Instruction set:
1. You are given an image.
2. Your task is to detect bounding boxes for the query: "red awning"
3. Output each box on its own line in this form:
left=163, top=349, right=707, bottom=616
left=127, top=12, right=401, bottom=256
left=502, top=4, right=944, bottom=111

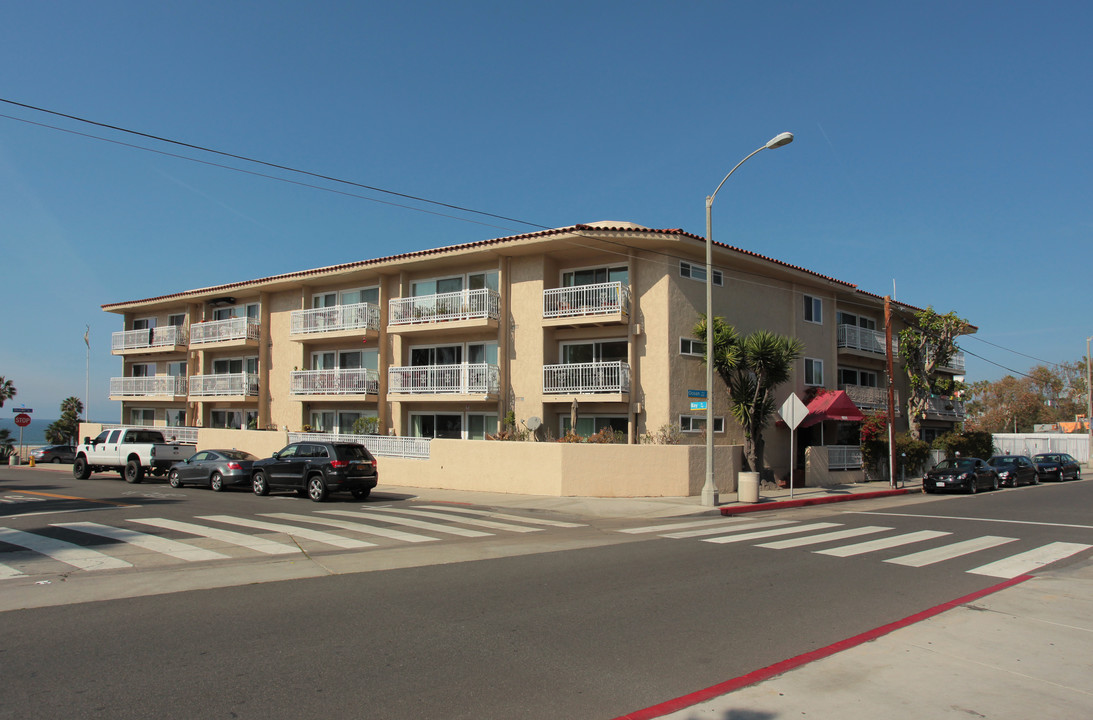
left=800, top=390, right=865, bottom=428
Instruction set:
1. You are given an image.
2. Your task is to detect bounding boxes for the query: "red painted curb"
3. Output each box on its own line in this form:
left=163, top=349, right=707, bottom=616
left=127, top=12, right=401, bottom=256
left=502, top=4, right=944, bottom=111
left=611, top=574, right=1032, bottom=720
left=720, top=488, right=910, bottom=515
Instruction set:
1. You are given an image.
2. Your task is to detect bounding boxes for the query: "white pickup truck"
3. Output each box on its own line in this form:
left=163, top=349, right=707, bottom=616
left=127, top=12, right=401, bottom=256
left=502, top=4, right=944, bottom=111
left=73, top=428, right=197, bottom=483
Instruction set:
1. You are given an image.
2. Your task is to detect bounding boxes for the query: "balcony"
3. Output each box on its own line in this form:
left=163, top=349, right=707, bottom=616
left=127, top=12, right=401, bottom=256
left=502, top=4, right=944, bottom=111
left=837, top=325, right=886, bottom=357
left=290, top=368, right=380, bottom=397
left=290, top=302, right=380, bottom=338
left=543, top=282, right=630, bottom=327
left=388, top=289, right=500, bottom=335
left=838, top=384, right=894, bottom=413
left=925, top=396, right=965, bottom=421
left=111, top=325, right=188, bottom=355
left=189, top=317, right=261, bottom=346
left=543, top=361, right=631, bottom=399
left=188, top=373, right=259, bottom=398
left=387, top=363, right=499, bottom=398
left=891, top=340, right=966, bottom=374
left=109, top=375, right=188, bottom=399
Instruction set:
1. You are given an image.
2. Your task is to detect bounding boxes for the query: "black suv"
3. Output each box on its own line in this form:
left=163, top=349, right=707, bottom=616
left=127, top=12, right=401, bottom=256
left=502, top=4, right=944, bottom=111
left=251, top=442, right=378, bottom=502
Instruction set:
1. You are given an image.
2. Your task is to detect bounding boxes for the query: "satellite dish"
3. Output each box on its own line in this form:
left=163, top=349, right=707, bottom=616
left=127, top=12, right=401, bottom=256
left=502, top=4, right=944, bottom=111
left=526, top=416, right=542, bottom=430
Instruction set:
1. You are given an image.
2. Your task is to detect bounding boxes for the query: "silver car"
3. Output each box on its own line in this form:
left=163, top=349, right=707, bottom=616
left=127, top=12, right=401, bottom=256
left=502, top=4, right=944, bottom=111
left=168, top=449, right=259, bottom=491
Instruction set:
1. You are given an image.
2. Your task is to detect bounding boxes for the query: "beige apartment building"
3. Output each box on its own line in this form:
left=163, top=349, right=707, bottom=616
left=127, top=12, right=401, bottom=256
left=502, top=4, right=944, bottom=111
left=102, top=221, right=967, bottom=492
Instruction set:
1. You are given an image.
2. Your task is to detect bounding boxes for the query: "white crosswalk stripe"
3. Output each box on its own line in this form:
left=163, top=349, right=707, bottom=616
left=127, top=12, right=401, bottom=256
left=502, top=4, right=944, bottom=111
left=413, top=505, right=586, bottom=528
left=261, top=513, right=439, bottom=543
left=885, top=536, right=1018, bottom=568
left=757, top=526, right=892, bottom=549
left=53, top=521, right=231, bottom=562
left=665, top=519, right=796, bottom=539
left=619, top=518, right=734, bottom=534
left=364, top=507, right=543, bottom=533
left=0, top=562, right=26, bottom=579
left=319, top=510, right=492, bottom=537
left=703, top=522, right=843, bottom=544
left=967, top=542, right=1093, bottom=578
left=0, top=527, right=132, bottom=571
left=814, top=530, right=951, bottom=557
left=198, top=516, right=375, bottom=549
left=128, top=518, right=299, bottom=555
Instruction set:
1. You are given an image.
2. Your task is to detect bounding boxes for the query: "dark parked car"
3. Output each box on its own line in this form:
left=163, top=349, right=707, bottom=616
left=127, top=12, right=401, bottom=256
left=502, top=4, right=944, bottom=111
left=251, top=442, right=378, bottom=502
left=923, top=457, right=999, bottom=494
left=31, top=445, right=77, bottom=464
left=1031, top=453, right=1082, bottom=482
left=987, top=455, right=1039, bottom=487
left=168, top=449, right=260, bottom=491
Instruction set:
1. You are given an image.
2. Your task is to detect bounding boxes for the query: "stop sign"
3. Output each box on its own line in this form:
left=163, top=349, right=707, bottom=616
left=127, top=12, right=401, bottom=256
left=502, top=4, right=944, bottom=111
left=14, top=413, right=31, bottom=427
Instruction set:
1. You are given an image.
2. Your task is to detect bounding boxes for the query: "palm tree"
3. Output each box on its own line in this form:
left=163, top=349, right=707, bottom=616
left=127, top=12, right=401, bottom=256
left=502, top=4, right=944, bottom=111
left=0, top=376, right=15, bottom=409
left=695, top=316, right=804, bottom=475
left=0, top=427, right=14, bottom=462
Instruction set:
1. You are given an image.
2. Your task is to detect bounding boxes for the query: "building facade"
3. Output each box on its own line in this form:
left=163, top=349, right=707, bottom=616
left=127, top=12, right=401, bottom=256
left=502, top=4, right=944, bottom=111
left=103, top=221, right=968, bottom=481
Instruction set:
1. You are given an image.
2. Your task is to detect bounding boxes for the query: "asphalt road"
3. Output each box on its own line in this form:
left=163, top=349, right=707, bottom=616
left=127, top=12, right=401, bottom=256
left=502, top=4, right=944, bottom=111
left=2, top=468, right=1091, bottom=719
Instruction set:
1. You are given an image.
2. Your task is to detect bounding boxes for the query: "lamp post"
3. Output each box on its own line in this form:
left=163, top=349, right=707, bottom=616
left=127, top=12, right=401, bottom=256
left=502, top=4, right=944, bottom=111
left=702, top=131, right=794, bottom=507
left=1087, top=335, right=1091, bottom=464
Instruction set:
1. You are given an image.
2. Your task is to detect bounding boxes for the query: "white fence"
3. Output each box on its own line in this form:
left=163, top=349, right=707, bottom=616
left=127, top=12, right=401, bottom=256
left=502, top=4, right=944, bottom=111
left=287, top=432, right=431, bottom=459
left=993, top=433, right=1090, bottom=463
left=290, top=368, right=380, bottom=395
left=111, top=325, right=188, bottom=351
left=188, top=373, right=260, bottom=397
left=109, top=376, right=188, bottom=397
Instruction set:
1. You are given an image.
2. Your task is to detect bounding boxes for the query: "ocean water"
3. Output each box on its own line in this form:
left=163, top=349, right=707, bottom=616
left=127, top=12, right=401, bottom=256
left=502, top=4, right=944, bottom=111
left=1, top=417, right=62, bottom=446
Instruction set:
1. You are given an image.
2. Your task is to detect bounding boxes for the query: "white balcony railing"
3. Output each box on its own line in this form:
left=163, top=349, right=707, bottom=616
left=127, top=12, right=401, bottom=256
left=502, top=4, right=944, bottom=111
left=290, top=302, right=380, bottom=335
left=387, top=363, right=499, bottom=395
left=188, top=372, right=260, bottom=397
left=543, top=361, right=631, bottom=394
left=388, top=289, right=501, bottom=326
left=290, top=368, right=380, bottom=396
left=287, top=432, right=431, bottom=459
left=837, top=325, right=886, bottom=355
left=111, top=325, right=188, bottom=352
left=189, top=317, right=261, bottom=345
left=109, top=376, right=188, bottom=397
left=543, top=282, right=631, bottom=319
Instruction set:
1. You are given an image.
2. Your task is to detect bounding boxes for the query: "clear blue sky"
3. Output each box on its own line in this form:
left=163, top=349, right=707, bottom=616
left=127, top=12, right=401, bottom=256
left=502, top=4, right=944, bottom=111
left=2, top=1, right=1090, bottom=421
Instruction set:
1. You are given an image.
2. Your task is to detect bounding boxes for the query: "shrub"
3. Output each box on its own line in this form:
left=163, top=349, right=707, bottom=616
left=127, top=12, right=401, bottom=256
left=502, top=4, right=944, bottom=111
left=640, top=424, right=684, bottom=445
left=933, top=430, right=994, bottom=460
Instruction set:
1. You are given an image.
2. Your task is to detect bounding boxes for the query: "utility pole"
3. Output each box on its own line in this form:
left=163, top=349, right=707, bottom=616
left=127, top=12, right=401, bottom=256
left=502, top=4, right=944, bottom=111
left=885, top=296, right=897, bottom=488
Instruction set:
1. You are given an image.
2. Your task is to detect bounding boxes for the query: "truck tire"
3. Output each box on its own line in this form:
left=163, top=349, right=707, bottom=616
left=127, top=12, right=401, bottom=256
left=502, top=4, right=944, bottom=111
left=124, top=459, right=145, bottom=484
left=73, top=456, right=92, bottom=480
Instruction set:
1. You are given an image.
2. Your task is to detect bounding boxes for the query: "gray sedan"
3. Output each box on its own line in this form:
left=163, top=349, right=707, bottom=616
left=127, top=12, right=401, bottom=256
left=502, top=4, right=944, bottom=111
left=168, top=449, right=259, bottom=491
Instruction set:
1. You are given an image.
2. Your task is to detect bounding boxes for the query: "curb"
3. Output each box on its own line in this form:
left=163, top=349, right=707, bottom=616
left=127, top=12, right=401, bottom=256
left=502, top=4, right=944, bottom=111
left=719, top=488, right=911, bottom=515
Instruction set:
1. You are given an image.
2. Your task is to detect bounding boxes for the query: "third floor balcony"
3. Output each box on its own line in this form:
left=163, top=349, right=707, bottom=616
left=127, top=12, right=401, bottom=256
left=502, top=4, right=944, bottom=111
left=290, top=302, right=380, bottom=339
left=188, top=372, right=259, bottom=398
left=111, top=325, right=188, bottom=355
left=837, top=324, right=886, bottom=357
left=387, top=363, right=500, bottom=399
left=388, top=289, right=500, bottom=335
left=189, top=317, right=261, bottom=347
left=109, top=375, right=188, bottom=400
left=290, top=368, right=380, bottom=397
left=543, top=282, right=631, bottom=327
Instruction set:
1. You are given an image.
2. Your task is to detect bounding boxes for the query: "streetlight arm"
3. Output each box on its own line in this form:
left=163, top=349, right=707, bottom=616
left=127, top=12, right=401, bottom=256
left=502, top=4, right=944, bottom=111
left=708, top=146, right=766, bottom=207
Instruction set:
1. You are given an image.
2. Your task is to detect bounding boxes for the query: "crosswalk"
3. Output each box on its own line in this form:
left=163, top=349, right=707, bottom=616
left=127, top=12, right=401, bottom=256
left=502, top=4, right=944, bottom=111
left=0, top=505, right=586, bottom=580
left=619, top=518, right=1092, bottom=579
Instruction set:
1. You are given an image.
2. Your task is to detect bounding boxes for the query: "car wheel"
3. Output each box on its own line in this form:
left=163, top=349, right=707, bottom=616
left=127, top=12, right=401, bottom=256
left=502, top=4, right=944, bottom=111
left=124, top=459, right=144, bottom=484
left=307, top=476, right=328, bottom=502
left=967, top=478, right=977, bottom=494
left=210, top=472, right=224, bottom=492
left=253, top=471, right=270, bottom=496
left=73, top=456, right=92, bottom=480
left=168, top=469, right=183, bottom=488
left=52, top=457, right=62, bottom=464
left=1076, top=469, right=1082, bottom=480
left=992, top=473, right=999, bottom=491
left=1057, top=469, right=1065, bottom=482
left=351, top=487, right=371, bottom=500
left=1033, top=474, right=1040, bottom=485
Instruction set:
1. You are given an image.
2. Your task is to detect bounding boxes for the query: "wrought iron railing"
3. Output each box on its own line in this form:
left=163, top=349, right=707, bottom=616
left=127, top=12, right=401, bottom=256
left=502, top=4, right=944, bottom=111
left=111, top=325, right=188, bottom=352
left=389, top=289, right=501, bottom=326
left=838, top=384, right=890, bottom=412
left=828, top=445, right=863, bottom=470
left=109, top=376, right=188, bottom=397
left=188, top=372, right=260, bottom=397
left=290, top=302, right=380, bottom=335
left=836, top=325, right=886, bottom=355
left=543, top=361, right=630, bottom=394
left=287, top=432, right=431, bottom=459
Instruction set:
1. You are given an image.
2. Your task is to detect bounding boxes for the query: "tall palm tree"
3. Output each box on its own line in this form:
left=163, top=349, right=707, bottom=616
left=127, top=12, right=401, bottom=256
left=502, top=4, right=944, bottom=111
left=0, top=376, right=15, bottom=409
left=695, top=316, right=804, bottom=475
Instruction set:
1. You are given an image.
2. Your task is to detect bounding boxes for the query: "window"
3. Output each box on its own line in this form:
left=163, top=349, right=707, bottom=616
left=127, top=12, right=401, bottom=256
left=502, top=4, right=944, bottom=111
left=212, top=356, right=258, bottom=375
left=560, top=340, right=627, bottom=364
left=167, top=313, right=186, bottom=327
left=468, top=414, right=499, bottom=440
left=210, top=409, right=257, bottom=430
left=680, top=261, right=723, bottom=286
left=680, top=338, right=706, bottom=357
left=132, top=317, right=156, bottom=331
left=805, top=358, right=824, bottom=386
left=411, top=413, right=463, bottom=439
left=167, top=361, right=187, bottom=377
left=166, top=409, right=187, bottom=427
left=679, top=416, right=725, bottom=433
left=804, top=296, right=822, bottom=324
left=129, top=408, right=155, bottom=426
left=411, top=276, right=463, bottom=297
left=836, top=311, right=875, bottom=330
left=468, top=271, right=499, bottom=292
left=309, top=411, right=335, bottom=433
left=314, top=287, right=379, bottom=307
left=213, top=302, right=259, bottom=321
left=130, top=363, right=154, bottom=377
left=410, top=344, right=462, bottom=366
left=838, top=367, right=878, bottom=387
left=562, top=265, right=628, bottom=287
left=561, top=416, right=627, bottom=438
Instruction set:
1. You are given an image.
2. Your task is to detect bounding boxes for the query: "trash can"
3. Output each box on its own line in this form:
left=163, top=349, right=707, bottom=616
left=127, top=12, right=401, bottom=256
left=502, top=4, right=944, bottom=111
left=738, top=471, right=760, bottom=503
left=9, top=455, right=19, bottom=466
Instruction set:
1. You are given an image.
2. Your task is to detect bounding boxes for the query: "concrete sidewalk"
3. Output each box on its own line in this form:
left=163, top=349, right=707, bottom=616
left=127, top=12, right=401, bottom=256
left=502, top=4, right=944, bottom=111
left=643, top=561, right=1093, bottom=719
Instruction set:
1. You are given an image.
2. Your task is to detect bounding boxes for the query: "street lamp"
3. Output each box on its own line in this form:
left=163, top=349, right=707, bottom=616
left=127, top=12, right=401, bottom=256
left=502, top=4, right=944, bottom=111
left=702, top=131, right=794, bottom=507
left=1087, top=335, right=1091, bottom=464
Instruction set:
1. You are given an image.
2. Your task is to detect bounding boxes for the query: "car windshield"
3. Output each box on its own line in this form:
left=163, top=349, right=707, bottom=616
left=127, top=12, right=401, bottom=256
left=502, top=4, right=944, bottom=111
left=933, top=459, right=972, bottom=471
